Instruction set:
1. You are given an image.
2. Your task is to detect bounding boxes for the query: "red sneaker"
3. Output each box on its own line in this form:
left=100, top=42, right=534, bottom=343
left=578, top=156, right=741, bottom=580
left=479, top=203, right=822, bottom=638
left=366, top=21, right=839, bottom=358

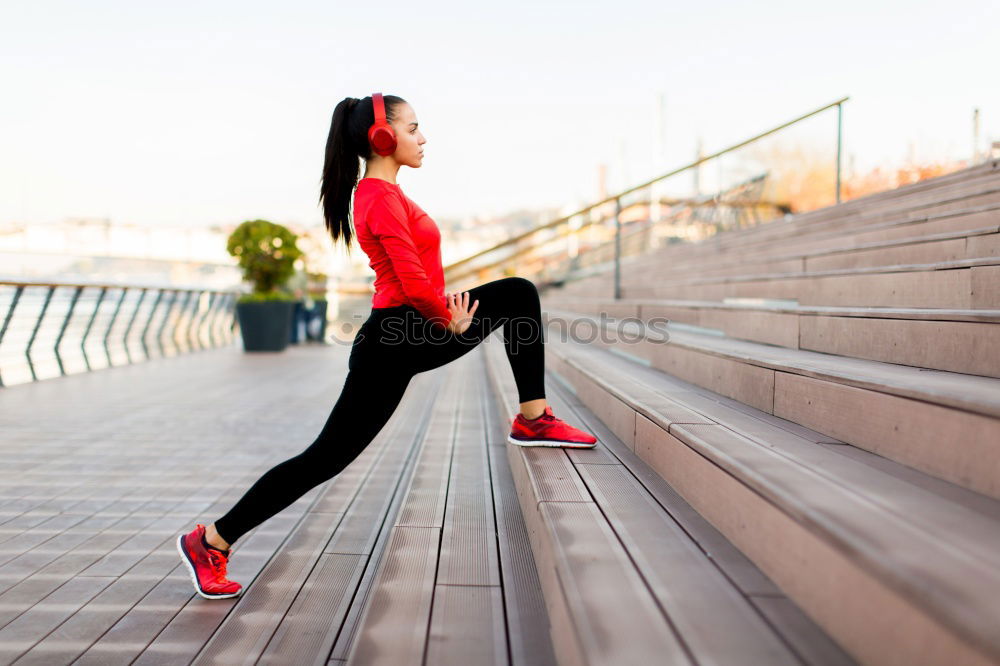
left=176, top=524, right=243, bottom=599
left=508, top=406, right=598, bottom=448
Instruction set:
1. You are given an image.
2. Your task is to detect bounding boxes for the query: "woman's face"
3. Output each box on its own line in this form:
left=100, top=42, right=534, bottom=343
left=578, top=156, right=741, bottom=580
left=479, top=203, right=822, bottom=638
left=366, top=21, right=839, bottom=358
left=389, top=103, right=426, bottom=168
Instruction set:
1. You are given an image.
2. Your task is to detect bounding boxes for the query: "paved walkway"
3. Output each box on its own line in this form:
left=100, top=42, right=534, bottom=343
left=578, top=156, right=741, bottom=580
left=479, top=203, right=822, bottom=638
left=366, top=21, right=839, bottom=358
left=0, top=341, right=555, bottom=665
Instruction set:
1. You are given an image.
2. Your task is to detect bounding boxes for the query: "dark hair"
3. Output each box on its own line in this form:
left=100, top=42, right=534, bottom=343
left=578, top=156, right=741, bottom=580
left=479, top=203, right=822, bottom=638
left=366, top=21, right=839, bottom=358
left=319, top=94, right=406, bottom=252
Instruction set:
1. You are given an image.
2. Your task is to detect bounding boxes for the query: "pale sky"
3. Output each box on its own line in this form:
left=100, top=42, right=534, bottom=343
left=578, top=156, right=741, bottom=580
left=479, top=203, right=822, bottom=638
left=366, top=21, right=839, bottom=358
left=2, top=0, right=997, bottom=229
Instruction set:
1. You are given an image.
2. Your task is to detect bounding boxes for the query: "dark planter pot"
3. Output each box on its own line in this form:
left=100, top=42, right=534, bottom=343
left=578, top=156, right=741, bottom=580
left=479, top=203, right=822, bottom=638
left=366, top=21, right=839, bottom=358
left=236, top=300, right=295, bottom=352
left=306, top=300, right=328, bottom=341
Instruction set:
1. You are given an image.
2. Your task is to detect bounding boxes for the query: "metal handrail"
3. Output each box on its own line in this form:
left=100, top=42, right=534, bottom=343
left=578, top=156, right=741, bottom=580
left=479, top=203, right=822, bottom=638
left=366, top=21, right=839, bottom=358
left=0, top=279, right=240, bottom=388
left=442, top=97, right=849, bottom=294
left=450, top=179, right=791, bottom=288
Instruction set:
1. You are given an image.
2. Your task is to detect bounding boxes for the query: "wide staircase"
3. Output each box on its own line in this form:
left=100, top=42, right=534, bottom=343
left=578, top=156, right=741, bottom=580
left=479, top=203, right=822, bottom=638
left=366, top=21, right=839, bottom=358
left=3, top=162, right=998, bottom=666
left=509, top=158, right=1000, bottom=666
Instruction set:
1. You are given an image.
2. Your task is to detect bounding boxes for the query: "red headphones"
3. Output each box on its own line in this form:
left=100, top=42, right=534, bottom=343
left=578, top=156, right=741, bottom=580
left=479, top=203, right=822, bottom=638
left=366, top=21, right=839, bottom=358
left=367, top=92, right=397, bottom=156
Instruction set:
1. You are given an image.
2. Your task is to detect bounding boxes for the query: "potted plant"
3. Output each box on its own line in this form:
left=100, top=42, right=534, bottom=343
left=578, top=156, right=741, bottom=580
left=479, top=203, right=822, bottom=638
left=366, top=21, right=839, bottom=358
left=227, top=219, right=303, bottom=352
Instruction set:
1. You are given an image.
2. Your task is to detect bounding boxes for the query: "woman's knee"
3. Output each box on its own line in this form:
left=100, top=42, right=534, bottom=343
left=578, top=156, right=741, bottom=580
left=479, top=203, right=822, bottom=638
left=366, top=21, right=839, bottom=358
left=498, top=277, right=539, bottom=306
left=503, top=276, right=538, bottom=294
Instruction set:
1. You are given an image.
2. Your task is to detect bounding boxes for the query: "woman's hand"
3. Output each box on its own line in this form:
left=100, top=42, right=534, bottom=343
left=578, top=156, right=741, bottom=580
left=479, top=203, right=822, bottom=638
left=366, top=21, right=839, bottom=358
left=445, top=291, right=479, bottom=335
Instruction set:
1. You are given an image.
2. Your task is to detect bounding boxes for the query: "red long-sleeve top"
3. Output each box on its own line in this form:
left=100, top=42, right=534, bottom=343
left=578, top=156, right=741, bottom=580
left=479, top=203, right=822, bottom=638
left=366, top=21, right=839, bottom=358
left=353, top=178, right=453, bottom=328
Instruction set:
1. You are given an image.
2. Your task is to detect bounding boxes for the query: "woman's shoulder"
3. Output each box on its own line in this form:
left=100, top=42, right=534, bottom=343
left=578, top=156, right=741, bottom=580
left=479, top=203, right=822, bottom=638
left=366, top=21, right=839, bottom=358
left=357, top=179, right=407, bottom=204
left=355, top=181, right=413, bottom=234
left=356, top=179, right=405, bottom=208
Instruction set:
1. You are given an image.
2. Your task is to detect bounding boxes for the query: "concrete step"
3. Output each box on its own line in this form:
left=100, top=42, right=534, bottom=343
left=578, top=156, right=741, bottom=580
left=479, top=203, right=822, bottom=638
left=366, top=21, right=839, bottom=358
left=538, top=331, right=1000, bottom=666
left=549, top=164, right=1000, bottom=304
left=543, top=296, right=1000, bottom=378
left=626, top=207, right=1000, bottom=279
left=711, top=161, right=1000, bottom=250
left=622, top=258, right=1000, bottom=309
left=629, top=181, right=1000, bottom=272
left=480, top=336, right=855, bottom=666
left=541, top=308, right=1000, bottom=499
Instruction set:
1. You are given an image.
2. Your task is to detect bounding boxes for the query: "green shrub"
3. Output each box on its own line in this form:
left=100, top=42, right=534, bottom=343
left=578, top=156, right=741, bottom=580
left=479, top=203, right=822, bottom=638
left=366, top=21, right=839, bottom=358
left=227, top=219, right=303, bottom=303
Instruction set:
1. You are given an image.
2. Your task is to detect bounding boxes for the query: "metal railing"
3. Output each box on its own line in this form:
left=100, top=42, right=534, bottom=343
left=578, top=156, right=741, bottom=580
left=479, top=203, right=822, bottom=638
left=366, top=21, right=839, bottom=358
left=441, top=97, right=849, bottom=297
left=0, top=279, right=240, bottom=388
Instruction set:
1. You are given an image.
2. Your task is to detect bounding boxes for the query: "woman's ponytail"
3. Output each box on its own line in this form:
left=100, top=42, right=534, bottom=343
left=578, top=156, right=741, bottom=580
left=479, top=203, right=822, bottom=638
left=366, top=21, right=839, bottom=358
left=319, top=94, right=405, bottom=253
left=319, top=97, right=362, bottom=252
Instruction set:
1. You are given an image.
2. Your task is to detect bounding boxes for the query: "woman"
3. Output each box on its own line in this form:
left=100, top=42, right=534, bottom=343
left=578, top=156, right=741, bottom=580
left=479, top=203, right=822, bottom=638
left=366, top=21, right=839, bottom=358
left=177, top=93, right=598, bottom=600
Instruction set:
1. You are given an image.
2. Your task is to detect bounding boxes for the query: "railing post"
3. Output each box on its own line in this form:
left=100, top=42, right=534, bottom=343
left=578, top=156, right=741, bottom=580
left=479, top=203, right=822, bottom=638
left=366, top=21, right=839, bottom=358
left=224, top=292, right=237, bottom=343
left=55, top=286, right=84, bottom=377
left=141, top=289, right=165, bottom=360
left=171, top=290, right=193, bottom=354
left=614, top=196, right=622, bottom=300
left=174, top=289, right=198, bottom=354
left=195, top=291, right=214, bottom=350
left=836, top=102, right=843, bottom=204
left=185, top=290, right=200, bottom=351
left=214, top=292, right=233, bottom=346
left=121, top=287, right=148, bottom=365
left=103, top=287, right=128, bottom=368
left=26, top=286, right=55, bottom=382
left=0, top=285, right=25, bottom=388
left=206, top=291, right=224, bottom=348
left=156, top=290, right=179, bottom=356
left=81, top=286, right=108, bottom=372
left=191, top=290, right=213, bottom=351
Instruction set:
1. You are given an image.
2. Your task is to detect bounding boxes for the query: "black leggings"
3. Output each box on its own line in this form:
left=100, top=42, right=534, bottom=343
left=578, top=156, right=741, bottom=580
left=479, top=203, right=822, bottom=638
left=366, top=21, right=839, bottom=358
left=213, top=276, right=546, bottom=545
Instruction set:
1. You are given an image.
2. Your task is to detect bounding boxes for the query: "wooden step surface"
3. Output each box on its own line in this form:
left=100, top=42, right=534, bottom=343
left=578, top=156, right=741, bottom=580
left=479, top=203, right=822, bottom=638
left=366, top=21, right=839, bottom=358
left=543, top=308, right=1000, bottom=499
left=544, top=295, right=1000, bottom=378
left=483, top=333, right=856, bottom=666
left=541, top=332, right=1000, bottom=666
left=631, top=219, right=999, bottom=281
